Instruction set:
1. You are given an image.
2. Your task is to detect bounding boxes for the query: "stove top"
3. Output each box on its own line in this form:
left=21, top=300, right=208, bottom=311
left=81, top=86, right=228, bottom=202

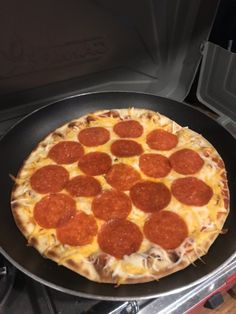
left=0, top=96, right=235, bottom=314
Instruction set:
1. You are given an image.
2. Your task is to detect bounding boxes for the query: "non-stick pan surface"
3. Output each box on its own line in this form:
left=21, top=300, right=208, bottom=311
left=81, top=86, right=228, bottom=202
left=0, top=92, right=236, bottom=300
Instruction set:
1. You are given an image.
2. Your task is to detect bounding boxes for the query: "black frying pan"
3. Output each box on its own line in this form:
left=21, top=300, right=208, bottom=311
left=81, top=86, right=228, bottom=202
left=0, top=92, right=236, bottom=301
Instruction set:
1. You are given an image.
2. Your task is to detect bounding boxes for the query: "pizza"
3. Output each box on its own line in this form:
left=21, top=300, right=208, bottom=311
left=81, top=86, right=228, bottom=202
left=11, top=108, right=229, bottom=285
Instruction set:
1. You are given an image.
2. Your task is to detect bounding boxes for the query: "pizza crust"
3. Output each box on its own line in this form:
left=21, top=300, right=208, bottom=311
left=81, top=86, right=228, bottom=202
left=11, top=108, right=229, bottom=284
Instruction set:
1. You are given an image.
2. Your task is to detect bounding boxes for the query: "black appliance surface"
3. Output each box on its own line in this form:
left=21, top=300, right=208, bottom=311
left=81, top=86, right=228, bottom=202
left=0, top=0, right=218, bottom=106
left=0, top=92, right=235, bottom=300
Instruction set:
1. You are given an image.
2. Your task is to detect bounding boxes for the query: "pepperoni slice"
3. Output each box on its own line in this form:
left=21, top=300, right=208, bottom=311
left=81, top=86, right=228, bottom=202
left=113, top=120, right=143, bottom=138
left=130, top=181, right=171, bottom=212
left=30, top=165, right=69, bottom=194
left=78, top=127, right=110, bottom=147
left=146, top=129, right=178, bottom=150
left=97, top=219, right=143, bottom=259
left=48, top=141, right=84, bottom=164
left=78, top=152, right=112, bottom=176
left=34, top=193, right=76, bottom=228
left=144, top=211, right=188, bottom=250
left=65, top=175, right=101, bottom=197
left=111, top=140, right=143, bottom=157
left=171, top=177, right=213, bottom=206
left=92, top=190, right=132, bottom=221
left=56, top=212, right=98, bottom=246
left=105, top=163, right=141, bottom=191
left=139, top=153, right=171, bottom=178
left=170, top=149, right=204, bottom=175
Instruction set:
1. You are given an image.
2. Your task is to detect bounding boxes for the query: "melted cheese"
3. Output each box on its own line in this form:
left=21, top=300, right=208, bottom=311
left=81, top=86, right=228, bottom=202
left=77, top=238, right=100, bottom=257
left=128, top=207, right=148, bottom=229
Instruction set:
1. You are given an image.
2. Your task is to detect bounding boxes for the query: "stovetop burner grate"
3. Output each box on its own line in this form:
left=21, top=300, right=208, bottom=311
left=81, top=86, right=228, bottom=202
left=0, top=254, right=15, bottom=309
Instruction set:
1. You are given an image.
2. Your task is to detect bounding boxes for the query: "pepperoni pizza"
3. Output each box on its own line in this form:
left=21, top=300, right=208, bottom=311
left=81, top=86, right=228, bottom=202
left=11, top=108, right=229, bottom=284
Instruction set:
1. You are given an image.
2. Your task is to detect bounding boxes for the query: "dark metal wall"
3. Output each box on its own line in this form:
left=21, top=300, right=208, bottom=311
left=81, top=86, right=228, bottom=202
left=0, top=0, right=218, bottom=106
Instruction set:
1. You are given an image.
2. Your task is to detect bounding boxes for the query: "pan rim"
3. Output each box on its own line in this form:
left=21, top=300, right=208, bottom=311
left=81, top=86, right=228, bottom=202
left=1, top=247, right=236, bottom=301
left=2, top=90, right=234, bottom=142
